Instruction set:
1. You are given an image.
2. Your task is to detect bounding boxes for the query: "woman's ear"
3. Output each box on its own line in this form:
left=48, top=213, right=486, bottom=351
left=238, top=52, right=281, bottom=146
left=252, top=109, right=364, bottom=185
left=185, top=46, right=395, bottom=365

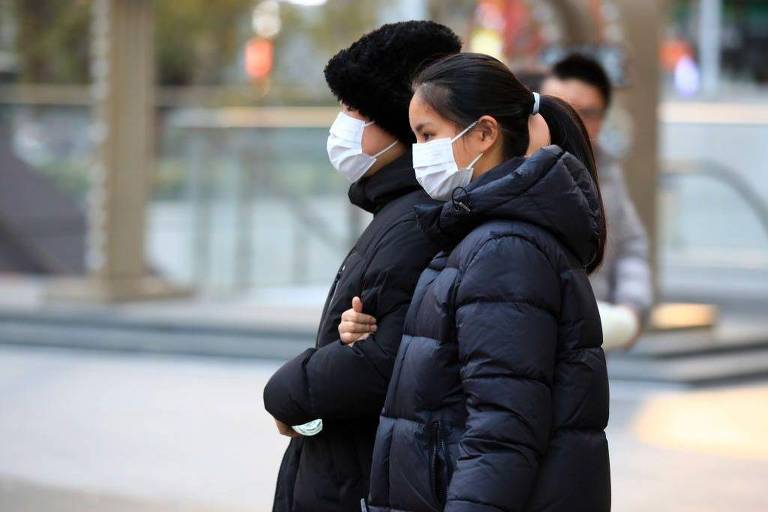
left=476, top=115, right=499, bottom=150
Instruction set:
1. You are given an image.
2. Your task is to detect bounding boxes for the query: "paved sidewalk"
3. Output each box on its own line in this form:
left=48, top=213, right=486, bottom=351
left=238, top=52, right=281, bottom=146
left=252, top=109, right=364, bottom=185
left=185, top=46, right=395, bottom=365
left=0, top=477, right=247, bottom=512
left=0, top=346, right=286, bottom=512
left=1, top=345, right=768, bottom=511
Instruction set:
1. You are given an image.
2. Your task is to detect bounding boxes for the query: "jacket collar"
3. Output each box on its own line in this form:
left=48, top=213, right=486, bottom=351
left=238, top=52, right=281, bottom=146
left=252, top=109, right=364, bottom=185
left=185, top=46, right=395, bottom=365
left=415, top=145, right=603, bottom=267
left=348, top=151, right=422, bottom=214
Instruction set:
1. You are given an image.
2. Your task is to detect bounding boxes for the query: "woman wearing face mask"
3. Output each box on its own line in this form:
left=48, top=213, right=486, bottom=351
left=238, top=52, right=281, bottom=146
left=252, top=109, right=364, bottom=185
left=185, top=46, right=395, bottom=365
left=342, top=53, right=610, bottom=512
left=262, top=21, right=461, bottom=512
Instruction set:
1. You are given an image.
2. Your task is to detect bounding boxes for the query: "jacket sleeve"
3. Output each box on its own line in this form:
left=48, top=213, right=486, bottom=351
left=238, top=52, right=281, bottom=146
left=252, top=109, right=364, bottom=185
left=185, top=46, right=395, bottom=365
left=445, top=235, right=559, bottom=512
left=263, top=219, right=434, bottom=427
left=609, top=163, right=653, bottom=318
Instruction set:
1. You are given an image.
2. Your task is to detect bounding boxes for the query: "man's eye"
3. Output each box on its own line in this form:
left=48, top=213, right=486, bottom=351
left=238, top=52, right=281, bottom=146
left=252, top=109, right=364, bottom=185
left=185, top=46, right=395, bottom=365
left=423, top=133, right=432, bottom=142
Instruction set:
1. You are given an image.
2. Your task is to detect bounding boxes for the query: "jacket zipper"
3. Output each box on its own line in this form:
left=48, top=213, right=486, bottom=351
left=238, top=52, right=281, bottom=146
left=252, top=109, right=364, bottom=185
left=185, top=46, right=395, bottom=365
left=315, top=261, right=347, bottom=348
left=431, top=420, right=447, bottom=505
left=327, top=263, right=346, bottom=307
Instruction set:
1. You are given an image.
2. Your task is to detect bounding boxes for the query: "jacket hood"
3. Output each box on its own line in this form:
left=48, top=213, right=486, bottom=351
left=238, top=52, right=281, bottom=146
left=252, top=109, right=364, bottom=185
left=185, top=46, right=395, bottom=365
left=348, top=150, right=424, bottom=214
left=415, top=145, right=603, bottom=267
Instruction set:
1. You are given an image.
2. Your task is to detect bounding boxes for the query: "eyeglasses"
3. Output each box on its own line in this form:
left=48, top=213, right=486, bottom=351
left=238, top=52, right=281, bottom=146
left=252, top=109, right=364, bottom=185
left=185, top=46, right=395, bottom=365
left=575, top=107, right=606, bottom=121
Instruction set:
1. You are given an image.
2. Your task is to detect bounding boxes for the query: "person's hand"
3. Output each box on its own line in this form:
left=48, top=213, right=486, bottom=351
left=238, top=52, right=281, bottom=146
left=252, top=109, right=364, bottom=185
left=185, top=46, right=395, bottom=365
left=619, top=304, right=643, bottom=351
left=275, top=418, right=299, bottom=438
left=597, top=301, right=641, bottom=352
left=338, top=297, right=377, bottom=345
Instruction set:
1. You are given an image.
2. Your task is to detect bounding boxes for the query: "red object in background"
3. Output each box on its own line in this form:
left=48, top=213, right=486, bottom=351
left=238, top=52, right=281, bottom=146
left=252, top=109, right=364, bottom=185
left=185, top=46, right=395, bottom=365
left=661, top=38, right=693, bottom=72
left=245, top=37, right=274, bottom=81
left=500, top=1, right=542, bottom=62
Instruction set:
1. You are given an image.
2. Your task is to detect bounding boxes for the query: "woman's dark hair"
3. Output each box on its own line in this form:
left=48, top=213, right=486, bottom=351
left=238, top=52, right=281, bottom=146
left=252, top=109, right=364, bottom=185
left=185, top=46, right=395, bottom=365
left=414, top=53, right=532, bottom=158
left=413, top=52, right=605, bottom=272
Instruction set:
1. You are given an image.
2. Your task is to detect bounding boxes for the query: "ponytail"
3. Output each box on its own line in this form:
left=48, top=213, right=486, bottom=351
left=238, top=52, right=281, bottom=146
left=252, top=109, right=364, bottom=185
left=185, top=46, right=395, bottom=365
left=538, top=95, right=606, bottom=272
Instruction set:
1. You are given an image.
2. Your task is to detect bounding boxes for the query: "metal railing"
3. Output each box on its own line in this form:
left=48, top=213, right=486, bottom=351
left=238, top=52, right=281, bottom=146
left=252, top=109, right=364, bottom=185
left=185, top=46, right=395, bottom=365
left=171, top=107, right=364, bottom=291
left=661, top=159, right=768, bottom=242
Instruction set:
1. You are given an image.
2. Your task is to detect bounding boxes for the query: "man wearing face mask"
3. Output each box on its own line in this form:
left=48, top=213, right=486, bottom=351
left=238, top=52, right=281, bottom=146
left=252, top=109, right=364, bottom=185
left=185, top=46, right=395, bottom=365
left=263, top=21, right=461, bottom=512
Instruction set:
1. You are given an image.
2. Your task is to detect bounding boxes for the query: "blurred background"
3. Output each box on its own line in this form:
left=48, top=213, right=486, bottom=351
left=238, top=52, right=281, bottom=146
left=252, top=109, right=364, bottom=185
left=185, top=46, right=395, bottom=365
left=0, top=0, right=766, bottom=511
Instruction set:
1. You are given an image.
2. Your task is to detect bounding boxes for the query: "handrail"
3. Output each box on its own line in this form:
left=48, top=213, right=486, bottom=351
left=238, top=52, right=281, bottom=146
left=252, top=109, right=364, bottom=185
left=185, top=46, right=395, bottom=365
left=180, top=126, right=350, bottom=289
left=661, top=159, right=768, bottom=241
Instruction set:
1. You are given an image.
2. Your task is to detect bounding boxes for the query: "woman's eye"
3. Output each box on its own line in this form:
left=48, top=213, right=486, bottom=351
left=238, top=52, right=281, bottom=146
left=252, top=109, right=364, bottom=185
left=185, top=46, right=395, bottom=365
left=423, top=133, right=432, bottom=142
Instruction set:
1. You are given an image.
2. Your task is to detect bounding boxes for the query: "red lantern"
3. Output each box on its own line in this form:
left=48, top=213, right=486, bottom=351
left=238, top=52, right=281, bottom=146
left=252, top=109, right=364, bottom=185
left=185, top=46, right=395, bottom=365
left=245, top=37, right=274, bottom=81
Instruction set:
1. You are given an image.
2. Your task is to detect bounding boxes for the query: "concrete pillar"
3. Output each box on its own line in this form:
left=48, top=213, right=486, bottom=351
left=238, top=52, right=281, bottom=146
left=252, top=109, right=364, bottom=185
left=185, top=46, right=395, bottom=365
left=48, top=0, right=185, bottom=302
left=612, top=0, right=664, bottom=297
left=698, top=0, right=722, bottom=96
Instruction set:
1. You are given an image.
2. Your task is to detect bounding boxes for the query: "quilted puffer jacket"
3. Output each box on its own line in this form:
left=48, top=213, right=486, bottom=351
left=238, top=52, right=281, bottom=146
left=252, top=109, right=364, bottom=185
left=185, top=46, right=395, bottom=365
left=366, top=146, right=611, bottom=512
left=264, top=152, right=439, bottom=512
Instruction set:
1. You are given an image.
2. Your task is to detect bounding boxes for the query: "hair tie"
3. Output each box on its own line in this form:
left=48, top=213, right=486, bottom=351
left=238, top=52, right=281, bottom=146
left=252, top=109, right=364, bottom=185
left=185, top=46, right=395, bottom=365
left=531, top=92, right=541, bottom=115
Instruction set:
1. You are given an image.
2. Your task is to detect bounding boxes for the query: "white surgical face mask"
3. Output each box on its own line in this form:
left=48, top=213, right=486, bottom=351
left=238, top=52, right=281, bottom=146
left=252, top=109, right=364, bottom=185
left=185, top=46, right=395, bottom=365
left=412, top=120, right=484, bottom=201
left=326, top=112, right=398, bottom=183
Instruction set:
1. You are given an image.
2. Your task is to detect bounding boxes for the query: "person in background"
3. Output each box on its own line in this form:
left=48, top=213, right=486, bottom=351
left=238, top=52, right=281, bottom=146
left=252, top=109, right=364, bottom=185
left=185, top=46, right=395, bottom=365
left=262, top=21, right=461, bottom=512
left=541, top=53, right=653, bottom=349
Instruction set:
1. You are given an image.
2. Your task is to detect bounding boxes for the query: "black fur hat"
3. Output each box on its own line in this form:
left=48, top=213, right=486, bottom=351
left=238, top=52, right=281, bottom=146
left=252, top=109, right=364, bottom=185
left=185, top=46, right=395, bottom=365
left=324, top=21, right=462, bottom=144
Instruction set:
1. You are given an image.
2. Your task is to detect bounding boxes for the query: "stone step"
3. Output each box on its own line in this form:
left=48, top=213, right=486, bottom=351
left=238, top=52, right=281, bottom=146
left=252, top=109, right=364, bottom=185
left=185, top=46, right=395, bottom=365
left=629, top=328, right=768, bottom=359
left=2, top=307, right=766, bottom=386
left=0, top=308, right=314, bottom=340
left=0, top=320, right=311, bottom=360
left=608, top=346, right=768, bottom=385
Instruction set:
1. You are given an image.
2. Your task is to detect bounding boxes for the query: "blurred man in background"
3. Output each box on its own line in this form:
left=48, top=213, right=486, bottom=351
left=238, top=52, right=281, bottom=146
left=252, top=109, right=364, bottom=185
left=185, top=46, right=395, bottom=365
left=542, top=54, right=653, bottom=349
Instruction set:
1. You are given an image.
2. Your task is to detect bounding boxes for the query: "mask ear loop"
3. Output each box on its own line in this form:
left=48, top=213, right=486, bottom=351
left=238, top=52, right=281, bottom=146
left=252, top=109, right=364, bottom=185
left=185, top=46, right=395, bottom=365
left=452, top=119, right=484, bottom=171
left=466, top=151, right=484, bottom=170
left=451, top=120, right=479, bottom=143
left=372, top=139, right=399, bottom=159
left=360, top=117, right=398, bottom=159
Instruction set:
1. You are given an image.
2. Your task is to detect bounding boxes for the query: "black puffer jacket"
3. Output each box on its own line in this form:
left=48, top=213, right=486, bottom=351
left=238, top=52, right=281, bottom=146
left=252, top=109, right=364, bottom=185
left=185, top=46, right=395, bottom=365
left=264, top=152, right=439, bottom=512
left=367, top=146, right=610, bottom=512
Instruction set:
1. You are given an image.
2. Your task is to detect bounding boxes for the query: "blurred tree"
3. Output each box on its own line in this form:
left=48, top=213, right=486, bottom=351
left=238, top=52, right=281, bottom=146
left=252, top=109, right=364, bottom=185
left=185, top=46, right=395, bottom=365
left=428, top=0, right=475, bottom=35
left=13, top=0, right=90, bottom=83
left=12, top=0, right=254, bottom=85
left=155, top=0, right=252, bottom=85
left=9, top=0, right=424, bottom=97
left=265, top=0, right=379, bottom=104
left=286, top=0, right=379, bottom=54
